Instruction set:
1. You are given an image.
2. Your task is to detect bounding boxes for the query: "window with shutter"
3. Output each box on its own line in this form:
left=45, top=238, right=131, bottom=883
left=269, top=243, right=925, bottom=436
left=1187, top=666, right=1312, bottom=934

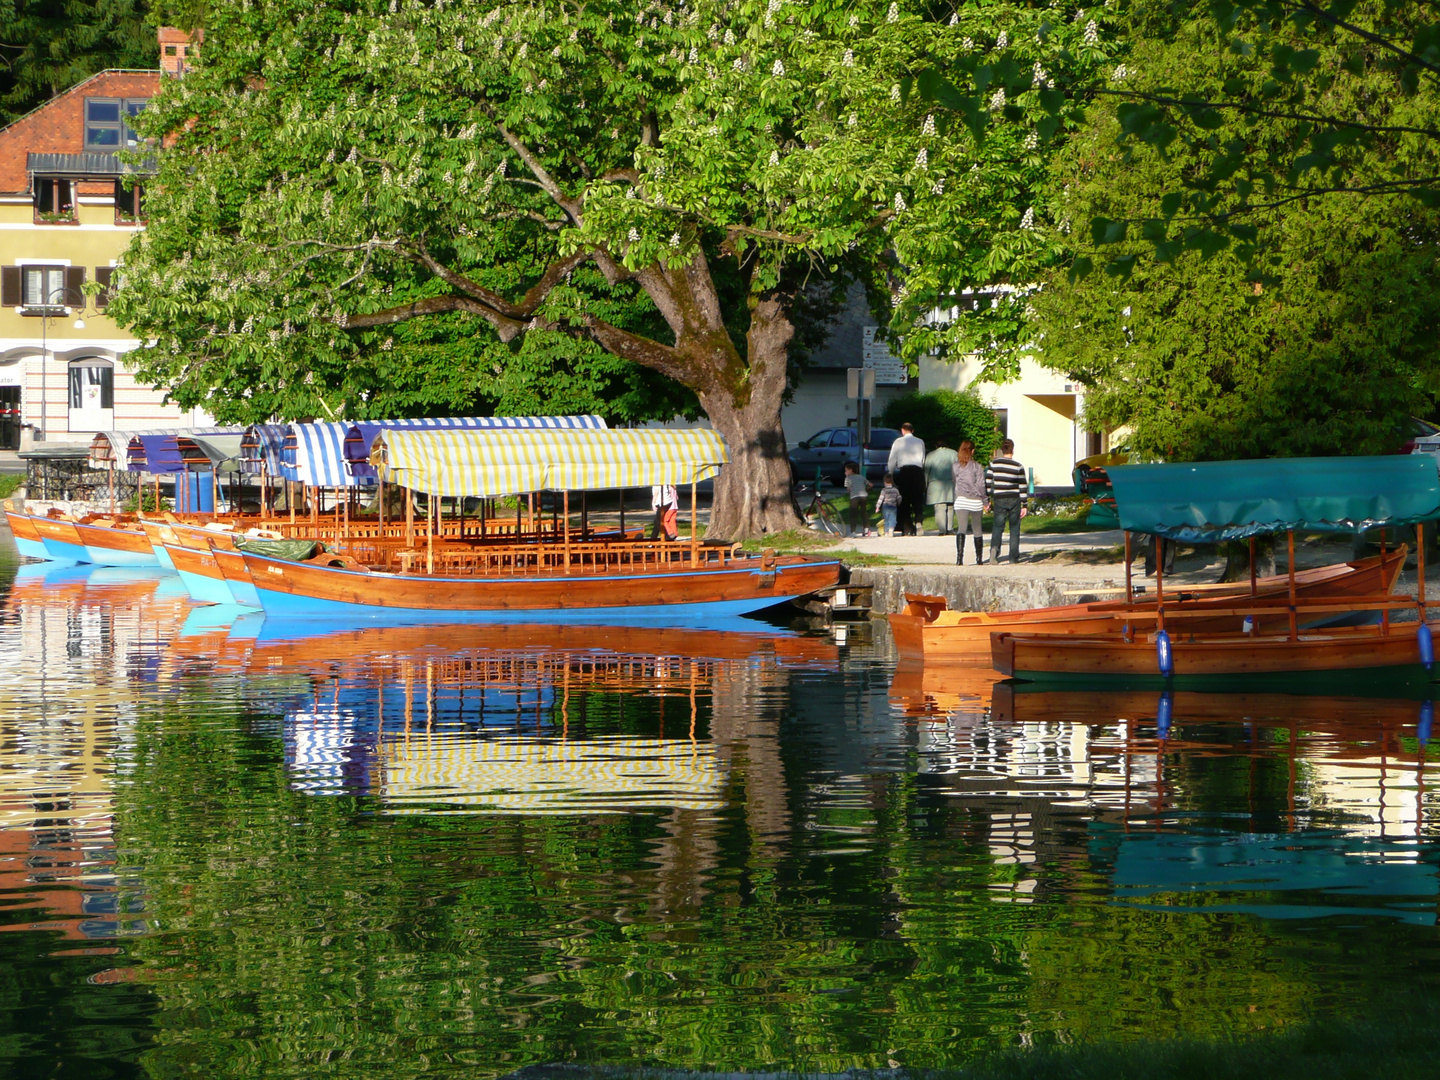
left=21, top=265, right=67, bottom=310
left=0, top=267, right=20, bottom=308
left=95, top=267, right=115, bottom=308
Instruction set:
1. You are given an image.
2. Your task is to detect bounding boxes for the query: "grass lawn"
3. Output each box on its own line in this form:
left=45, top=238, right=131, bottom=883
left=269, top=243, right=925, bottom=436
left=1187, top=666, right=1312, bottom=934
left=0, top=474, right=22, bottom=500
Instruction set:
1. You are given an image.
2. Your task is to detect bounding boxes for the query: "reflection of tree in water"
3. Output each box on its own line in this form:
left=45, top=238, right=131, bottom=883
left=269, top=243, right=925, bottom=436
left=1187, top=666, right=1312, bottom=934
left=58, top=631, right=1437, bottom=1077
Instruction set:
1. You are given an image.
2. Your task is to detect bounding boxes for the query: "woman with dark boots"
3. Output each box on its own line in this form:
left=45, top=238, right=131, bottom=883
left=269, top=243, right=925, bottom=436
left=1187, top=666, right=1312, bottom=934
left=952, top=439, right=986, bottom=565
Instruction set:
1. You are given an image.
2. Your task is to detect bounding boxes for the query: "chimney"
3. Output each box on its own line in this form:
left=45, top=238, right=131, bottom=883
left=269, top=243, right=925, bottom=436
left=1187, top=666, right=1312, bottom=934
left=158, top=27, right=202, bottom=78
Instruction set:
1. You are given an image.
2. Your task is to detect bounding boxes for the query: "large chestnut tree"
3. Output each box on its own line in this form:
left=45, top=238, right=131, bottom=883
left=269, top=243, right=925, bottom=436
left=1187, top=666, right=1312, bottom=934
left=113, top=0, right=1105, bottom=538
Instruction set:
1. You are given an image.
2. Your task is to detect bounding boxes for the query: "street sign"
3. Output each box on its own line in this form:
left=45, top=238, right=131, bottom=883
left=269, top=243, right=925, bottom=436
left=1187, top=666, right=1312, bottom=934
left=860, top=327, right=910, bottom=385
left=846, top=367, right=876, bottom=399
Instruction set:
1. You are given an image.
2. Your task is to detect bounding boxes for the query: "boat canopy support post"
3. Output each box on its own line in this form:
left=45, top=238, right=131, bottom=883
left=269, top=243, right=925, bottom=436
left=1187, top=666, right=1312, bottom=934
left=108, top=460, right=115, bottom=516
left=1124, top=532, right=1133, bottom=604
left=405, top=486, right=414, bottom=549
left=1420, top=522, right=1427, bottom=620
left=1155, top=536, right=1165, bottom=633
left=1380, top=529, right=1390, bottom=635
left=563, top=490, right=571, bottom=571
left=1249, top=537, right=1257, bottom=596
left=690, top=481, right=698, bottom=568
left=1296, top=532, right=1307, bottom=642
left=379, top=477, right=385, bottom=532
left=618, top=487, right=625, bottom=536
left=427, top=491, right=435, bottom=575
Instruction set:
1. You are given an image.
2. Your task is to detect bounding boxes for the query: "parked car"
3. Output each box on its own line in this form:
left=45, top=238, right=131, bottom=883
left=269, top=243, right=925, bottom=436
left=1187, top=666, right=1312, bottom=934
left=788, top=426, right=900, bottom=485
left=1402, top=417, right=1440, bottom=458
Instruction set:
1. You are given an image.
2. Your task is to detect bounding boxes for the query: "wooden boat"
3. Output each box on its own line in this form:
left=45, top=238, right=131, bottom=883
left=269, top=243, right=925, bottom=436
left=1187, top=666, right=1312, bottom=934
left=225, top=543, right=841, bottom=624
left=6, top=503, right=159, bottom=566
left=889, top=548, right=1408, bottom=661
left=992, top=616, right=1432, bottom=687
left=162, top=542, right=240, bottom=606
left=2, top=500, right=50, bottom=561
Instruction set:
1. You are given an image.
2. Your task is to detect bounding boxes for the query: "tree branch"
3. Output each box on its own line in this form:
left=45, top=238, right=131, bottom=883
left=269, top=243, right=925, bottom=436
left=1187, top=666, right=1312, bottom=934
left=496, top=122, right=585, bottom=223
left=1289, top=0, right=1440, bottom=82
left=1093, top=87, right=1440, bottom=140
left=341, top=294, right=526, bottom=339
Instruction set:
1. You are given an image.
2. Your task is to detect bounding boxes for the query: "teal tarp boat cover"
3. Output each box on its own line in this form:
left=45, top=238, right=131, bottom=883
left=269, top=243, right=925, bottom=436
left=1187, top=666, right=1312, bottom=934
left=1107, top=455, right=1440, bottom=541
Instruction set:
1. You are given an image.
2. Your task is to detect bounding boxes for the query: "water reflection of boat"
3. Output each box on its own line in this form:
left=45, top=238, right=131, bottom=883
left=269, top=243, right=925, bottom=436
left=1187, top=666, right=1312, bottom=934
left=991, top=683, right=1438, bottom=730
left=1090, top=822, right=1439, bottom=924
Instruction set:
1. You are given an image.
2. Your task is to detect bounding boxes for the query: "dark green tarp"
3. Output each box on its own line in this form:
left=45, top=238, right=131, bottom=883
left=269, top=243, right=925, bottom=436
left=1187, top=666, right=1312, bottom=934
left=1107, top=456, right=1440, bottom=541
left=233, top=536, right=323, bottom=562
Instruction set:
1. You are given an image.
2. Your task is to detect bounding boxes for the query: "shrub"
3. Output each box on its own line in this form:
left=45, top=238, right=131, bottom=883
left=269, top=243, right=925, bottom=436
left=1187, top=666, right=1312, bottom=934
left=879, top=389, right=1002, bottom=462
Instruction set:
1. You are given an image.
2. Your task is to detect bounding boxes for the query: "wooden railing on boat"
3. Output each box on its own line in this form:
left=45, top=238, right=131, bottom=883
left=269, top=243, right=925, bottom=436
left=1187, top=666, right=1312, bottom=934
left=340, top=537, right=744, bottom=576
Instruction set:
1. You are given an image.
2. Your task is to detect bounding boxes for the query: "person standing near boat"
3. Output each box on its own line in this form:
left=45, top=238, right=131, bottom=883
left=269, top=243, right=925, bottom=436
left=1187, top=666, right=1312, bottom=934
left=952, top=439, right=986, bottom=565
left=924, top=440, right=958, bottom=535
left=985, top=439, right=1027, bottom=564
left=650, top=484, right=679, bottom=541
left=887, top=422, right=926, bottom=536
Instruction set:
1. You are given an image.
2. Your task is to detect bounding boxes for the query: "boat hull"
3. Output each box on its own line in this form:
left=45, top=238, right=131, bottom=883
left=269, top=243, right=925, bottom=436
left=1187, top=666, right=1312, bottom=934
left=892, top=550, right=1408, bottom=661
left=33, top=518, right=91, bottom=563
left=240, top=551, right=841, bottom=624
left=163, top=544, right=237, bottom=605
left=4, top=508, right=58, bottom=561
left=993, top=622, right=1431, bottom=687
left=66, top=519, right=160, bottom=568
left=211, top=547, right=262, bottom=609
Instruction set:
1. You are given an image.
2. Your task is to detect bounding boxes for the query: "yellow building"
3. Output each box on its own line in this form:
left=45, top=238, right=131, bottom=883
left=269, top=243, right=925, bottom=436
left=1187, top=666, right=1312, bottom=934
left=0, top=29, right=207, bottom=450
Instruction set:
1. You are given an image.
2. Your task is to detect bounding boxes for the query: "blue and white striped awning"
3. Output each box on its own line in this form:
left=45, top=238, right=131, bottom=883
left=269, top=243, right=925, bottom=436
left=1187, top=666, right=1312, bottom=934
left=286, top=422, right=374, bottom=488
left=240, top=424, right=290, bottom=478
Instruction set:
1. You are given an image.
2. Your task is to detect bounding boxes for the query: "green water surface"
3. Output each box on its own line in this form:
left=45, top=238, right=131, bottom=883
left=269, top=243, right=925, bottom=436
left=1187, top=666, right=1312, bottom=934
left=0, top=558, right=1436, bottom=1078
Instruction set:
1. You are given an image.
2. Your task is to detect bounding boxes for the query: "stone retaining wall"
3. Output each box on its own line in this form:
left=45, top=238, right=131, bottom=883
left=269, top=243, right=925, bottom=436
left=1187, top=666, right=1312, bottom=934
left=847, top=566, right=1115, bottom=615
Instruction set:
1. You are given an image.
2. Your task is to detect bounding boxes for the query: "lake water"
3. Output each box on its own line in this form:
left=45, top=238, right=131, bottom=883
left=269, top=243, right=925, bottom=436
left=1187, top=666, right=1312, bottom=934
left=1, top=559, right=1437, bottom=1078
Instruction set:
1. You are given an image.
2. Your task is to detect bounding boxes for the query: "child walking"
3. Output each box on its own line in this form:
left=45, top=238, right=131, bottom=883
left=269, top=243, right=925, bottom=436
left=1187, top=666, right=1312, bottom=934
left=843, top=461, right=873, bottom=537
left=876, top=472, right=901, bottom=537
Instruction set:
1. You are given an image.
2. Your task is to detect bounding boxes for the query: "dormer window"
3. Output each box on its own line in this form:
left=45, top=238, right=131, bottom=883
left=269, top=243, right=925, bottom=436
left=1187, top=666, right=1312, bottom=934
left=84, top=98, right=148, bottom=150
left=33, top=178, right=74, bottom=222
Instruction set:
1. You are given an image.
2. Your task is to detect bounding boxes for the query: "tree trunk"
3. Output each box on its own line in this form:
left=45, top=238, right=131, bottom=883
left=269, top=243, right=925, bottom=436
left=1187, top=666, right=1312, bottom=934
left=697, top=294, right=804, bottom=541
left=1217, top=537, right=1275, bottom=583
left=701, top=385, right=803, bottom=540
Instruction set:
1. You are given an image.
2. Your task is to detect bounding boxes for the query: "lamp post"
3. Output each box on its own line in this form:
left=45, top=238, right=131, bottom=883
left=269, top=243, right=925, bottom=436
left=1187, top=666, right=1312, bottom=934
left=37, top=285, right=92, bottom=442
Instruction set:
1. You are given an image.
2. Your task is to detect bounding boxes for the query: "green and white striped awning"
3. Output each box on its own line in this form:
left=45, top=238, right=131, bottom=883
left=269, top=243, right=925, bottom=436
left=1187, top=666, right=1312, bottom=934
left=372, top=427, right=730, bottom=496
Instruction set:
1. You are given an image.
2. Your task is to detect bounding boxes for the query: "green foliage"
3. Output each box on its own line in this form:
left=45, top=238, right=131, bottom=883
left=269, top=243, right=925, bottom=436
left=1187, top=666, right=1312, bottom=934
left=1033, top=7, right=1440, bottom=461
left=1079, top=1, right=1440, bottom=274
left=0, top=473, right=21, bottom=500
left=0, top=0, right=156, bottom=123
left=107, top=1, right=1102, bottom=416
left=880, top=389, right=1002, bottom=461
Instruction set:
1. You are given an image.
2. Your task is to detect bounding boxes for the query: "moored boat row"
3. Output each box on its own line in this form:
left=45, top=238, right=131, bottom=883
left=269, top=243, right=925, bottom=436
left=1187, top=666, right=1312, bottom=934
left=7, top=418, right=844, bottom=625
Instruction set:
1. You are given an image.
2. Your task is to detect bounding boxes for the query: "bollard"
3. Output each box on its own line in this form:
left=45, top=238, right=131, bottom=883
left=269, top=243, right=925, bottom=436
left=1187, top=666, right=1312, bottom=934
left=1156, top=629, right=1174, bottom=678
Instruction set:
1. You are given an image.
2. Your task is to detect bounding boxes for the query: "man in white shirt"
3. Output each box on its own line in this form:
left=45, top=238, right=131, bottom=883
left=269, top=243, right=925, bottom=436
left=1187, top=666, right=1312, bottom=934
left=886, top=422, right=926, bottom=536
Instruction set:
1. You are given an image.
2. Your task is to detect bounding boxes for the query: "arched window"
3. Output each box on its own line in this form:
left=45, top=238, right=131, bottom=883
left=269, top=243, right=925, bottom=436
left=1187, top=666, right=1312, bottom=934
left=68, top=358, right=114, bottom=411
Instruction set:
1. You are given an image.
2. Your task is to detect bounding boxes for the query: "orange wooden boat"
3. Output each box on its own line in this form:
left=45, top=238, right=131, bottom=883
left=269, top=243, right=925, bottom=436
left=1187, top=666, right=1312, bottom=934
left=7, top=502, right=159, bottom=566
left=889, top=548, right=1407, bottom=661
left=991, top=615, right=1433, bottom=686
left=228, top=543, right=840, bottom=624
left=2, top=500, right=47, bottom=560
